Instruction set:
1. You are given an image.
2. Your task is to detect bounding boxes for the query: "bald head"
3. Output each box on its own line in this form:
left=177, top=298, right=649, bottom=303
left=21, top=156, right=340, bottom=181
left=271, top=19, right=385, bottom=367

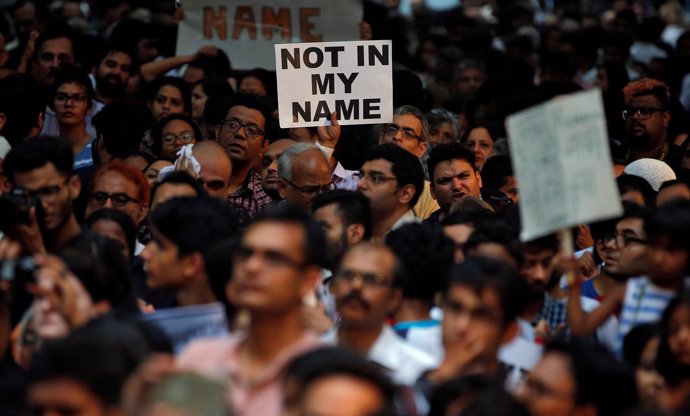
left=277, top=144, right=332, bottom=208
left=193, top=141, right=232, bottom=198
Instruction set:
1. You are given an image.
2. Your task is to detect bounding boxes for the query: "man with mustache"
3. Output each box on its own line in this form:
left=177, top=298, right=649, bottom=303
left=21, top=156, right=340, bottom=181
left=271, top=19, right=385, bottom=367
left=426, top=143, right=482, bottom=224
left=622, top=78, right=671, bottom=163
left=92, top=41, right=135, bottom=105
left=324, top=242, right=437, bottom=386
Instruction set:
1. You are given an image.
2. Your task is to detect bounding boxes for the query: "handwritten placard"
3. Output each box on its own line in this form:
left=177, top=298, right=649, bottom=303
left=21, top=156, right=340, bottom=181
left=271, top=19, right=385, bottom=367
left=275, top=40, right=393, bottom=128
left=506, top=89, right=623, bottom=241
left=176, top=0, right=361, bottom=70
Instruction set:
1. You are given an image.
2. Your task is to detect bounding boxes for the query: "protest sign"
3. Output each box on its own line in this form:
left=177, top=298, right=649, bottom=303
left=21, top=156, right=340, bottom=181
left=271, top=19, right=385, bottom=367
left=275, top=40, right=393, bottom=128
left=506, top=89, right=623, bottom=241
left=176, top=0, right=361, bottom=70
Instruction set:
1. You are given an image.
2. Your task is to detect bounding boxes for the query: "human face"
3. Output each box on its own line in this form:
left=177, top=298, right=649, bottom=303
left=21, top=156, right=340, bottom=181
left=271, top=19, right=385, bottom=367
left=261, top=139, right=296, bottom=193
left=136, top=37, right=158, bottom=64
left=443, top=223, right=474, bottom=263
left=194, top=150, right=232, bottom=199
left=457, top=67, right=485, bottom=97
left=278, top=151, right=333, bottom=209
left=498, top=176, right=519, bottom=204
left=53, top=82, right=89, bottom=127
left=647, top=235, right=689, bottom=285
left=635, top=336, right=664, bottom=408
left=141, top=228, right=184, bottom=289
left=85, top=171, right=146, bottom=226
left=314, top=203, right=349, bottom=270
left=466, top=243, right=518, bottom=269
left=217, top=106, right=268, bottom=165
left=190, top=84, right=207, bottom=120
left=32, top=37, right=74, bottom=86
left=27, top=378, right=111, bottom=416
left=150, top=182, right=198, bottom=211
left=604, top=217, right=649, bottom=278
left=428, top=121, right=456, bottom=148
left=143, top=160, right=172, bottom=186
left=14, top=163, right=79, bottom=232
left=431, top=159, right=482, bottom=213
left=331, top=247, right=401, bottom=330
left=516, top=352, right=577, bottom=416
left=228, top=222, right=315, bottom=313
left=95, top=51, right=132, bottom=98
left=89, top=218, right=131, bottom=261
left=299, top=375, right=387, bottom=416
left=520, top=249, right=556, bottom=292
left=464, top=127, right=494, bottom=171
left=441, top=284, right=507, bottom=365
left=668, top=305, right=690, bottom=365
left=239, top=76, right=268, bottom=96
left=160, top=119, right=197, bottom=161
left=657, top=184, right=690, bottom=206
left=624, top=95, right=669, bottom=152
left=357, top=159, right=401, bottom=218
left=378, top=114, right=427, bottom=158
left=149, top=85, right=185, bottom=122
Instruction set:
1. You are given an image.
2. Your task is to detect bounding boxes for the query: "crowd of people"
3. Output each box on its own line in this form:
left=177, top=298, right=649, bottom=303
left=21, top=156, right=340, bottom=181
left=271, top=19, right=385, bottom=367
left=0, top=0, right=690, bottom=415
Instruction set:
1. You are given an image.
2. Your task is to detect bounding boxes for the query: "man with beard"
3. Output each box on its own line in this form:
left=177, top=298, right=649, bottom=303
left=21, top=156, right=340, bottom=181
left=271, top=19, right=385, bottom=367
left=92, top=42, right=135, bottom=105
left=261, top=138, right=296, bottom=200
left=324, top=242, right=437, bottom=386
left=3, top=136, right=82, bottom=254
left=622, top=78, right=671, bottom=163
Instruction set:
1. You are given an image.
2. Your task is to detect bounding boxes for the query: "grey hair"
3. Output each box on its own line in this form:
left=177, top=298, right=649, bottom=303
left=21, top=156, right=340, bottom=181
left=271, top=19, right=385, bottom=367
left=426, top=108, right=461, bottom=140
left=277, top=143, right=328, bottom=182
left=391, top=105, right=429, bottom=140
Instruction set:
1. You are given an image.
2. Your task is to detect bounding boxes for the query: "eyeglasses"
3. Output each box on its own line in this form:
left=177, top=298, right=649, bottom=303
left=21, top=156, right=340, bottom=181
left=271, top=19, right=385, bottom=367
left=356, top=171, right=397, bottom=185
left=383, top=124, right=422, bottom=141
left=233, top=245, right=305, bottom=270
left=622, top=107, right=666, bottom=121
left=197, top=178, right=226, bottom=191
left=282, top=178, right=335, bottom=196
left=333, top=268, right=393, bottom=288
left=603, top=231, right=648, bottom=248
left=88, top=191, right=138, bottom=208
left=55, top=92, right=87, bottom=105
left=161, top=132, right=195, bottom=145
left=221, top=119, right=265, bottom=139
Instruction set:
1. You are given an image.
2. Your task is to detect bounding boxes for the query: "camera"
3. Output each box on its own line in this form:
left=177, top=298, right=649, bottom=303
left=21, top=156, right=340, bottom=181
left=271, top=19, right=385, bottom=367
left=0, top=188, right=40, bottom=232
left=0, top=257, right=38, bottom=285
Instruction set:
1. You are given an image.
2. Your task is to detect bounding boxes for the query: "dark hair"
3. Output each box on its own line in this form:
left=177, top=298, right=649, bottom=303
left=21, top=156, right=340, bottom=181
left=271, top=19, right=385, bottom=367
left=149, top=196, right=238, bottom=259
left=49, top=67, right=95, bottom=110
left=92, top=102, right=149, bottom=159
left=622, top=323, right=658, bottom=369
left=194, top=76, right=235, bottom=102
left=464, top=221, right=524, bottom=268
left=620, top=200, right=652, bottom=223
left=150, top=113, right=202, bottom=158
left=445, top=256, right=529, bottom=325
left=204, top=237, right=238, bottom=322
left=85, top=208, right=137, bottom=259
left=148, top=77, right=192, bottom=115
left=523, top=233, right=559, bottom=255
left=238, top=68, right=277, bottom=98
left=656, top=290, right=690, bottom=386
left=228, top=93, right=273, bottom=129
left=284, top=347, right=397, bottom=416
left=441, top=207, right=493, bottom=227
left=385, top=223, right=454, bottom=303
left=188, top=51, right=232, bottom=79
left=429, top=375, right=529, bottom=416
left=617, top=174, right=656, bottom=208
left=61, top=232, right=138, bottom=314
left=252, top=204, right=326, bottom=268
left=481, top=155, right=513, bottom=190
left=4, top=135, right=74, bottom=179
left=28, top=317, right=152, bottom=408
left=203, top=95, right=235, bottom=126
left=427, top=142, right=477, bottom=183
left=0, top=74, right=48, bottom=145
left=460, top=121, right=500, bottom=145
left=659, top=179, right=690, bottom=193
left=363, top=143, right=425, bottom=207
left=95, top=39, right=137, bottom=71
left=150, top=171, right=206, bottom=207
left=545, top=339, right=637, bottom=415
left=311, top=190, right=373, bottom=240
left=32, top=19, right=75, bottom=62
left=645, top=199, right=690, bottom=274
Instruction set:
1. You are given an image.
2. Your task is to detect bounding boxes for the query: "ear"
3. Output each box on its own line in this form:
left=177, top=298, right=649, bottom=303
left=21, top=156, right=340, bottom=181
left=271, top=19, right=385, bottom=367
left=429, top=181, right=437, bottom=200
left=68, top=174, right=81, bottom=200
left=378, top=130, right=384, bottom=144
left=136, top=204, right=149, bottom=226
left=387, top=287, right=403, bottom=315
left=663, top=111, right=671, bottom=128
left=180, top=252, right=205, bottom=281
left=299, top=265, right=320, bottom=298
left=476, top=170, right=483, bottom=188
left=397, top=183, right=416, bottom=205
left=37, top=111, right=45, bottom=130
left=500, top=319, right=519, bottom=345
left=415, top=140, right=427, bottom=158
left=91, top=300, right=112, bottom=317
left=278, top=179, right=288, bottom=200
left=346, top=223, right=366, bottom=245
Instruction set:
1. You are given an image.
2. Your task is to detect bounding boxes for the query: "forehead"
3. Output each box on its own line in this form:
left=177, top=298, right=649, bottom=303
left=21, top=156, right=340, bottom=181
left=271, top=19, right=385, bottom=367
left=102, top=50, right=132, bottom=65
left=157, top=85, right=182, bottom=98
left=39, top=37, right=74, bottom=54
left=341, top=246, right=395, bottom=274
left=467, top=127, right=492, bottom=142
left=627, top=94, right=663, bottom=108
left=361, top=159, right=394, bottom=175
left=162, top=119, right=194, bottom=132
left=56, top=82, right=86, bottom=93
left=93, top=170, right=137, bottom=192
left=266, top=140, right=296, bottom=158
left=524, top=248, right=556, bottom=262
left=14, top=162, right=65, bottom=185
left=314, top=203, right=342, bottom=223
left=617, top=217, right=644, bottom=235
left=434, top=159, right=474, bottom=176
left=446, top=283, right=502, bottom=311
left=228, top=105, right=265, bottom=127
left=244, top=221, right=305, bottom=254
left=393, top=113, right=423, bottom=133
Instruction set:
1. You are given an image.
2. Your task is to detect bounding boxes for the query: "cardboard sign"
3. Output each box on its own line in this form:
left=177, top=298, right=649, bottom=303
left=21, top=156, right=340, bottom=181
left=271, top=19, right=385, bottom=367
left=176, top=0, right=361, bottom=70
left=506, top=89, right=623, bottom=241
left=275, top=40, right=393, bottom=128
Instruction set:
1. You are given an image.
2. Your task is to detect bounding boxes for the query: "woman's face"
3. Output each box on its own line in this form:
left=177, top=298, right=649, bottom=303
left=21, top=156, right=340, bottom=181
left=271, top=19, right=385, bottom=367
left=54, top=82, right=90, bottom=127
left=464, top=127, right=494, bottom=171
left=635, top=336, right=665, bottom=408
left=191, top=84, right=208, bottom=120
left=160, top=119, right=197, bottom=160
left=144, top=160, right=173, bottom=185
left=149, top=85, right=185, bottom=122
left=669, top=304, right=690, bottom=365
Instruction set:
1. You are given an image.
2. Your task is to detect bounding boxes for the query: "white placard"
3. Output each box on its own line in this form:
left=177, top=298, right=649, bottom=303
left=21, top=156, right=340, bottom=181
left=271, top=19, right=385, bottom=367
left=176, top=0, right=361, bottom=70
left=507, top=89, right=623, bottom=241
left=275, top=40, right=393, bottom=128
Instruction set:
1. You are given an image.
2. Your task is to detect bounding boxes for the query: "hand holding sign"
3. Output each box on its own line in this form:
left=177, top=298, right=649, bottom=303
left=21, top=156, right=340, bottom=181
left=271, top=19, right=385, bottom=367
left=316, top=112, right=340, bottom=148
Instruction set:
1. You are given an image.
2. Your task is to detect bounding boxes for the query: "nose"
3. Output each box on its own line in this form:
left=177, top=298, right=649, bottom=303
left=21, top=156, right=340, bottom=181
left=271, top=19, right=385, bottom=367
left=268, top=160, right=278, bottom=173
left=103, top=197, right=114, bottom=208
left=393, top=129, right=405, bottom=142
left=532, top=264, right=547, bottom=283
